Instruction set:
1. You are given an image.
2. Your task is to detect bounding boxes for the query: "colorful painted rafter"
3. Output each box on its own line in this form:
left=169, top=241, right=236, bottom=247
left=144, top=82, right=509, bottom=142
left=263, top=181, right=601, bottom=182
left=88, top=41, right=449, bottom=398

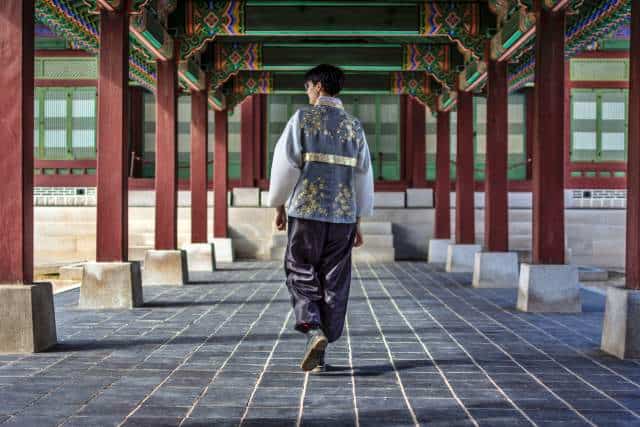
left=182, top=0, right=245, bottom=59
left=420, top=2, right=482, bottom=60
left=211, top=43, right=262, bottom=90
left=36, top=0, right=157, bottom=91
left=508, top=0, right=630, bottom=91
left=227, top=72, right=273, bottom=110
left=403, top=44, right=456, bottom=90
left=391, top=72, right=437, bottom=112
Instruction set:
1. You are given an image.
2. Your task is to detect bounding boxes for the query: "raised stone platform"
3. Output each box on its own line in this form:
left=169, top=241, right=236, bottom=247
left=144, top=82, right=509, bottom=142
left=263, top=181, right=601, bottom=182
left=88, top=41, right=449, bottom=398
left=472, top=251, right=519, bottom=288
left=142, top=250, right=187, bottom=286
left=445, top=244, right=481, bottom=273
left=517, top=264, right=581, bottom=313
left=0, top=262, right=637, bottom=426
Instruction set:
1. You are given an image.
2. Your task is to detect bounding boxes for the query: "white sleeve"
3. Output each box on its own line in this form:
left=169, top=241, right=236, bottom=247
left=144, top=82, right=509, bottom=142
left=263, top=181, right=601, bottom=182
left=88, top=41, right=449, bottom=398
left=267, top=111, right=302, bottom=207
left=355, top=133, right=374, bottom=217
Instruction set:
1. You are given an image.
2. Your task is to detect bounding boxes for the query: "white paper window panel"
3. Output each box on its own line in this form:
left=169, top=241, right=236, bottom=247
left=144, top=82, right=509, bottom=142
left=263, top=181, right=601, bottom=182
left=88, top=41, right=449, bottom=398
left=228, top=106, right=241, bottom=123
left=378, top=135, right=399, bottom=154
left=573, top=102, right=597, bottom=120
left=601, top=102, right=626, bottom=121
left=34, top=99, right=39, bottom=148
left=144, top=134, right=155, bottom=153
left=475, top=103, right=487, bottom=123
left=508, top=134, right=524, bottom=153
left=178, top=131, right=190, bottom=153
left=425, top=111, right=437, bottom=125
left=44, top=129, right=66, bottom=147
left=359, top=102, right=376, bottom=122
left=269, top=103, right=288, bottom=120
left=144, top=93, right=155, bottom=118
left=573, top=132, right=597, bottom=150
left=228, top=133, right=241, bottom=152
left=426, top=135, right=437, bottom=154
left=380, top=103, right=398, bottom=123
left=44, top=98, right=66, bottom=117
left=476, top=135, right=486, bottom=154
left=450, top=111, right=457, bottom=125
left=208, top=110, right=215, bottom=154
left=72, top=98, right=95, bottom=118
left=508, top=104, right=524, bottom=122
left=178, top=96, right=191, bottom=122
left=601, top=132, right=626, bottom=151
left=72, top=130, right=94, bottom=148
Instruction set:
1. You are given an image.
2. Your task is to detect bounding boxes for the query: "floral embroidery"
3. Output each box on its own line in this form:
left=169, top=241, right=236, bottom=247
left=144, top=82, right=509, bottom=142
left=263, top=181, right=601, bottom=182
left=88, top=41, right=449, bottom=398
left=292, top=177, right=328, bottom=217
left=335, top=113, right=364, bottom=145
left=300, top=107, right=326, bottom=136
left=333, top=183, right=354, bottom=218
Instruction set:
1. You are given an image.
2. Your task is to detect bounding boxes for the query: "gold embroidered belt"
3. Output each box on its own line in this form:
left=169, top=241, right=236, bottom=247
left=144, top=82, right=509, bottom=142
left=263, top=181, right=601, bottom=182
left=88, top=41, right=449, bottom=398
left=303, top=152, right=357, bottom=167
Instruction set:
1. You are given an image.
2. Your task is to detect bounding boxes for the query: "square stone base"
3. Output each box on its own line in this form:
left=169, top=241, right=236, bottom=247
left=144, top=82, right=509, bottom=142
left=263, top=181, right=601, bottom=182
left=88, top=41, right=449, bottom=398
left=211, top=238, right=234, bottom=263
left=601, top=288, right=640, bottom=359
left=517, top=264, right=581, bottom=313
left=445, top=244, right=481, bottom=273
left=80, top=262, right=143, bottom=309
left=0, top=283, right=57, bottom=353
left=183, top=243, right=216, bottom=272
left=143, top=250, right=188, bottom=286
left=473, top=252, right=519, bottom=288
left=428, top=239, right=451, bottom=264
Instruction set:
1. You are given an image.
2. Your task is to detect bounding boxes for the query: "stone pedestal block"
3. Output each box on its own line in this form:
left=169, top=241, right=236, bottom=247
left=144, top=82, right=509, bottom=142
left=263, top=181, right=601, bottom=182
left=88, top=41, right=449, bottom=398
left=445, top=244, right=481, bottom=273
left=428, top=239, right=451, bottom=264
left=142, top=250, right=187, bottom=286
left=0, top=283, right=57, bottom=353
left=516, top=264, right=581, bottom=313
left=183, top=243, right=216, bottom=272
left=601, top=288, right=640, bottom=359
left=80, top=262, right=143, bottom=309
left=473, top=252, right=519, bottom=288
left=374, top=192, right=405, bottom=208
left=211, top=238, right=234, bottom=263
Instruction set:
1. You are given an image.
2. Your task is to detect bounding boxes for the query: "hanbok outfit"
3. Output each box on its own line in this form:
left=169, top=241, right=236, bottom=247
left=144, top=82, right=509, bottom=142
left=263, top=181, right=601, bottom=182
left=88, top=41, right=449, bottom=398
left=268, top=96, right=374, bottom=342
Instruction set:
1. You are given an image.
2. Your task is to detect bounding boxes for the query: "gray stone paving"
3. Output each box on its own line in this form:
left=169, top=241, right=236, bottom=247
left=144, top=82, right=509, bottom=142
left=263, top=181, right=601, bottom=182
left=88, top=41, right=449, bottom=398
left=0, top=261, right=639, bottom=426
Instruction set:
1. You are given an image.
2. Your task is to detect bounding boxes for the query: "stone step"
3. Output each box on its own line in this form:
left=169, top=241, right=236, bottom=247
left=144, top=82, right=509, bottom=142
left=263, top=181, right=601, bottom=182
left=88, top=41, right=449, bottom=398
left=359, top=222, right=392, bottom=235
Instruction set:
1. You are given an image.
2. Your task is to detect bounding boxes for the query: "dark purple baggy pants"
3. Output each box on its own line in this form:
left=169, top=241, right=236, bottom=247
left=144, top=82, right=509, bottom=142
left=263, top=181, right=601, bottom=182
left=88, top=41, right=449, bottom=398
left=285, top=217, right=357, bottom=343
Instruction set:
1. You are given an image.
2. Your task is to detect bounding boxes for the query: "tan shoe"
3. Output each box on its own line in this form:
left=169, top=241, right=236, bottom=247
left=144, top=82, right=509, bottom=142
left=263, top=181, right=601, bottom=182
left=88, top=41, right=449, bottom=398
left=300, top=329, right=328, bottom=371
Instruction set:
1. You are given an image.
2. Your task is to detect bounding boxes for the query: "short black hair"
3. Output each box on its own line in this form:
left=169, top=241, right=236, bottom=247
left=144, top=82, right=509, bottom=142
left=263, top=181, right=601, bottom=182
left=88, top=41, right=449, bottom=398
left=304, top=64, right=345, bottom=96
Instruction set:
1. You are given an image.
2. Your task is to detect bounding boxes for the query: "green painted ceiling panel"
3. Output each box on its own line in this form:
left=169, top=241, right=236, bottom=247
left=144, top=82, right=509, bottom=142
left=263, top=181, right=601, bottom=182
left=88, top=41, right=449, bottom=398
left=245, top=4, right=419, bottom=33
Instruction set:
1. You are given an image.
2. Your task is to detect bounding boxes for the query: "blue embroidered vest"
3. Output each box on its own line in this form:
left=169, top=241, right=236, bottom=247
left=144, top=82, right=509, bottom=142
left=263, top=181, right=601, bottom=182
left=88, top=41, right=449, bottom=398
left=287, top=98, right=365, bottom=224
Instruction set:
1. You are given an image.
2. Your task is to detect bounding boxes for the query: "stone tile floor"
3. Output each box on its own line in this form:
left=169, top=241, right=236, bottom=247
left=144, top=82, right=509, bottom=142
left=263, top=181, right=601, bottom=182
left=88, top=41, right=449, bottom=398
left=1, top=261, right=639, bottom=427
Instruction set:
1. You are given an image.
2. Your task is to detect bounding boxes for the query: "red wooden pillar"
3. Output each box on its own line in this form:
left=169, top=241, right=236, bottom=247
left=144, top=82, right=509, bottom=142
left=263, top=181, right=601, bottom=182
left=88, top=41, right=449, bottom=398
left=626, top=0, right=640, bottom=289
left=240, top=96, right=256, bottom=187
left=411, top=97, right=427, bottom=187
left=0, top=0, right=35, bottom=283
left=484, top=50, right=509, bottom=252
left=253, top=95, right=267, bottom=183
left=96, top=5, right=129, bottom=262
left=214, top=110, right=229, bottom=238
left=524, top=87, right=535, bottom=180
left=155, top=57, right=178, bottom=250
left=456, top=91, right=475, bottom=244
left=532, top=5, right=566, bottom=264
left=434, top=112, right=451, bottom=239
left=191, top=84, right=209, bottom=243
left=129, top=86, right=145, bottom=178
